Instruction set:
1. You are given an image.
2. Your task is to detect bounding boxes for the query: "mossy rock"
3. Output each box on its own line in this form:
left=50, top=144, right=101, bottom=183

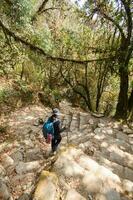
left=33, top=170, right=59, bottom=200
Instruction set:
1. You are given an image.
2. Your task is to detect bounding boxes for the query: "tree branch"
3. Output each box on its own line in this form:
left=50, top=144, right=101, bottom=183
left=121, top=0, right=132, bottom=41
left=99, top=10, right=126, bottom=39
left=93, top=2, right=125, bottom=39
left=60, top=66, right=91, bottom=109
left=31, top=0, right=49, bottom=22
left=37, top=0, right=49, bottom=13
left=38, top=7, right=59, bottom=14
left=0, top=20, right=116, bottom=64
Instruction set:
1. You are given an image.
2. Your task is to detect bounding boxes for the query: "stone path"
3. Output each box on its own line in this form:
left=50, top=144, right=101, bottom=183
left=0, top=101, right=132, bottom=200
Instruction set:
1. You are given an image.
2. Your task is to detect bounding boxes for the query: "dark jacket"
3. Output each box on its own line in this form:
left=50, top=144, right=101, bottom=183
left=49, top=116, right=65, bottom=139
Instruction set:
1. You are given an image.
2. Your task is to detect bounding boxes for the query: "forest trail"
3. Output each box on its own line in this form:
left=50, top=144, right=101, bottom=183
left=0, top=101, right=133, bottom=200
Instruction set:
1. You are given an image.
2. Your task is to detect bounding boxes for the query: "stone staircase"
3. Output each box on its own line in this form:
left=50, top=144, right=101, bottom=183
left=61, top=111, right=133, bottom=183
left=0, top=103, right=132, bottom=200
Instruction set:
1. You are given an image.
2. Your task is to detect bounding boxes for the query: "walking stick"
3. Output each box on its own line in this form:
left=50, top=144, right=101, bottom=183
left=67, top=129, right=69, bottom=144
left=36, top=126, right=43, bottom=135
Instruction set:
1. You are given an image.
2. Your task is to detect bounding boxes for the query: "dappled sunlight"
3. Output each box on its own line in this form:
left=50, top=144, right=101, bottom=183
left=54, top=148, right=84, bottom=177
left=0, top=0, right=133, bottom=199
left=82, top=172, right=103, bottom=193
left=78, top=155, right=99, bottom=172
left=0, top=103, right=132, bottom=199
left=100, top=141, right=108, bottom=148
left=94, top=134, right=105, bottom=140
left=53, top=146, right=123, bottom=199
left=108, top=144, right=125, bottom=154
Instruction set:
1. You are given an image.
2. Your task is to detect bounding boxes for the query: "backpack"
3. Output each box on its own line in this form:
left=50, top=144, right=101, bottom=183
left=42, top=119, right=54, bottom=140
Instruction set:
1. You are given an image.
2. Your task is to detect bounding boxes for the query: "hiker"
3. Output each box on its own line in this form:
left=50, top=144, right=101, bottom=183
left=43, top=108, right=66, bottom=152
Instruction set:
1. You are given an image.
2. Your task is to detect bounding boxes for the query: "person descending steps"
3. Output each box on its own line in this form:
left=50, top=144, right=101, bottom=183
left=42, top=108, right=66, bottom=153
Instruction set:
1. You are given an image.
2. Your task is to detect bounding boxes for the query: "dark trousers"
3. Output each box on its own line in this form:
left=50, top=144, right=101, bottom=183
left=51, top=136, right=61, bottom=152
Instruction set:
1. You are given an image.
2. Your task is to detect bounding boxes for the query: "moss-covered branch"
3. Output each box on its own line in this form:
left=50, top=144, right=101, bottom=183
left=0, top=20, right=116, bottom=64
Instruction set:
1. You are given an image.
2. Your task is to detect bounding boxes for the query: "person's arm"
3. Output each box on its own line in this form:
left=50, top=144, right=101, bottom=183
left=54, top=120, right=66, bottom=134
left=60, top=126, right=66, bottom=133
left=59, top=120, right=67, bottom=133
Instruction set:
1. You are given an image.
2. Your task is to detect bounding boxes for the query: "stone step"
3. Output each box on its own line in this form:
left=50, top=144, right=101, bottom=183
left=93, top=131, right=133, bottom=154
left=61, top=131, right=94, bottom=145
left=93, top=150, right=133, bottom=182
left=59, top=112, right=94, bottom=133
left=70, top=114, right=80, bottom=131
left=77, top=139, right=99, bottom=153
left=73, top=133, right=133, bottom=183
left=62, top=112, right=93, bottom=132
left=99, top=144, right=133, bottom=170
left=62, top=128, right=132, bottom=166
left=53, top=147, right=123, bottom=200
left=69, top=133, right=95, bottom=146
left=79, top=112, right=91, bottom=125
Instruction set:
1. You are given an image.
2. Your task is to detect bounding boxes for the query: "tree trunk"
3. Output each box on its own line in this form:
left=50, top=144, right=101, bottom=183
left=96, top=91, right=101, bottom=112
left=84, top=64, right=92, bottom=111
left=115, top=67, right=128, bottom=119
left=20, top=64, right=24, bottom=80
left=85, top=88, right=92, bottom=111
left=128, top=88, right=133, bottom=112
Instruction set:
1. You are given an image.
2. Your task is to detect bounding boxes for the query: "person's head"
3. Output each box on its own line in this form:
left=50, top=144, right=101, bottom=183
left=52, top=108, right=61, bottom=119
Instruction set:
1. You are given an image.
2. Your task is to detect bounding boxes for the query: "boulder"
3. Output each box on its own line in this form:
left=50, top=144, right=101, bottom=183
left=0, top=178, right=11, bottom=200
left=16, top=161, right=40, bottom=174
left=1, top=153, right=14, bottom=168
left=10, top=150, right=23, bottom=162
left=24, top=148, right=44, bottom=162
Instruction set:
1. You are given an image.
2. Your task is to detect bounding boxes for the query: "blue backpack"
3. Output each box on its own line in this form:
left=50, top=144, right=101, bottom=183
left=42, top=119, right=54, bottom=139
